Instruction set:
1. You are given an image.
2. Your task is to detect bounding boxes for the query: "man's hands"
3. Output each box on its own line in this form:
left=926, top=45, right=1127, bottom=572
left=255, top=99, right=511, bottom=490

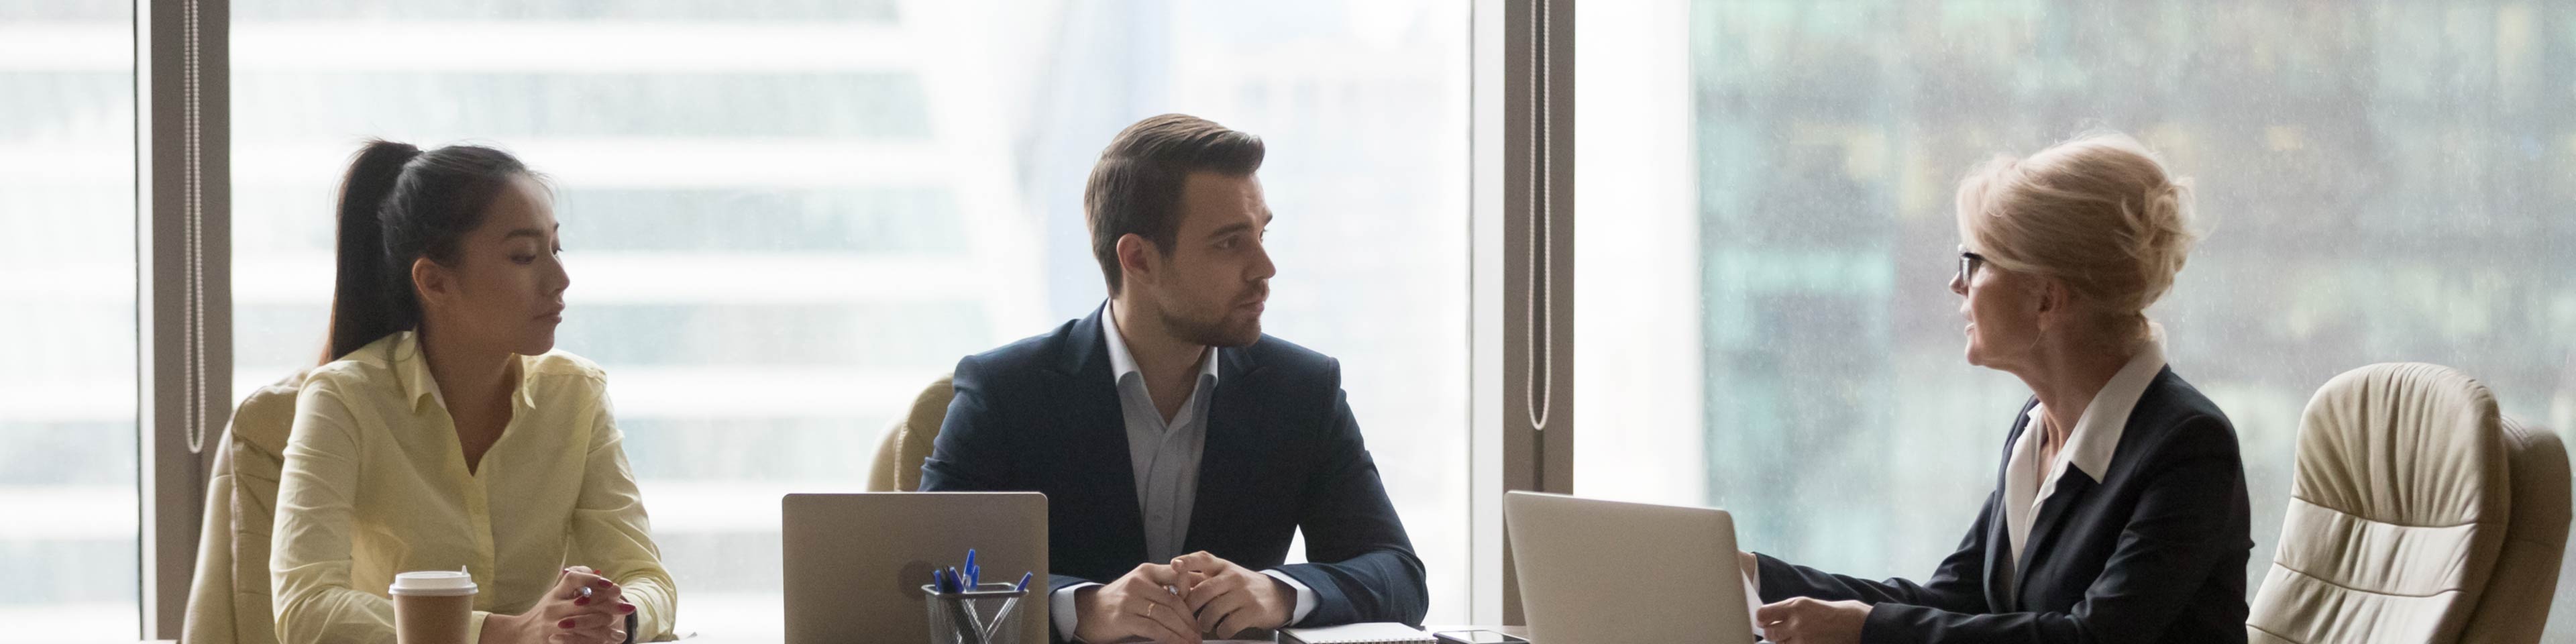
left=1171, top=551, right=1295, bottom=638
left=1070, top=552, right=1299, bottom=643
left=1073, top=563, right=1199, bottom=644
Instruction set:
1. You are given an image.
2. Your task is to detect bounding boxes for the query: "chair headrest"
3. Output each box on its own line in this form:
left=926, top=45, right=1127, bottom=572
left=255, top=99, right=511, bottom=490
left=893, top=373, right=957, bottom=492
left=2295, top=362, right=2510, bottom=528
left=227, top=370, right=310, bottom=457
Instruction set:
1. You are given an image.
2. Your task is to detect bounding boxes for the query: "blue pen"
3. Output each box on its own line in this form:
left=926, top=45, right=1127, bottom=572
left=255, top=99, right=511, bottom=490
left=965, top=549, right=979, bottom=587
left=1014, top=571, right=1033, bottom=592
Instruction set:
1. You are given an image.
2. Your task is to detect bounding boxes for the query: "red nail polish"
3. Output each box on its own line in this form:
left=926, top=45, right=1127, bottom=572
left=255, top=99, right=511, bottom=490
left=557, top=618, right=576, bottom=629
left=619, top=603, right=636, bottom=614
left=574, top=597, right=590, bottom=606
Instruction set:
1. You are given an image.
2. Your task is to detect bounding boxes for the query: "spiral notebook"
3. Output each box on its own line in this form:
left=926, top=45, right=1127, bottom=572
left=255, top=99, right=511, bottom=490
left=1277, top=623, right=1437, bottom=644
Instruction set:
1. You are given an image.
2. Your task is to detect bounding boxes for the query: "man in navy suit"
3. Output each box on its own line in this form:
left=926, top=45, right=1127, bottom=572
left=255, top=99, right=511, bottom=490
left=920, top=113, right=1428, bottom=643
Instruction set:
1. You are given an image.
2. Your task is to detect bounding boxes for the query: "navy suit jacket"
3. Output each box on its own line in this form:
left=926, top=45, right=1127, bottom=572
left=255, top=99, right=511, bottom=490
left=1755, top=368, right=2251, bottom=644
left=919, top=309, right=1430, bottom=635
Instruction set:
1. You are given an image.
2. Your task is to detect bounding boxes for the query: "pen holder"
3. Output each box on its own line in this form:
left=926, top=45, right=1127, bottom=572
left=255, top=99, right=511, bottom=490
left=922, top=582, right=1032, bottom=644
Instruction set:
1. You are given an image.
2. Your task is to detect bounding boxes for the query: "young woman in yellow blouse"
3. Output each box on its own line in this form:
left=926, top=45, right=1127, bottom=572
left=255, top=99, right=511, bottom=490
left=270, top=140, right=675, bottom=644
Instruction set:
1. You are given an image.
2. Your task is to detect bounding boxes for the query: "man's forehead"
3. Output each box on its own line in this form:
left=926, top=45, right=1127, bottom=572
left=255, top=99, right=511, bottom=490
left=1178, top=174, right=1267, bottom=222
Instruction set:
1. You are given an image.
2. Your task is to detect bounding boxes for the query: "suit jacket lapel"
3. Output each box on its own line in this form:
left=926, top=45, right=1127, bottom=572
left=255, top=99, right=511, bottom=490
left=1062, top=307, right=1148, bottom=564
left=1984, top=486, right=2015, bottom=609
left=1984, top=399, right=2037, bottom=610
left=2012, top=470, right=2096, bottom=604
left=1184, top=346, right=1262, bottom=554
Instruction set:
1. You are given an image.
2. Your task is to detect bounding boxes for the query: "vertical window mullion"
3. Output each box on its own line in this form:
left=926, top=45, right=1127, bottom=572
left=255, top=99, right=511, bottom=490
left=1469, top=0, right=1573, bottom=628
left=136, top=0, right=230, bottom=637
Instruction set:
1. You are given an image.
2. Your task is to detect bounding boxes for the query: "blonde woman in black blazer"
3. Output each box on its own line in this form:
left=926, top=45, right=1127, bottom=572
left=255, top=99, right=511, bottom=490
left=1746, top=133, right=2251, bottom=644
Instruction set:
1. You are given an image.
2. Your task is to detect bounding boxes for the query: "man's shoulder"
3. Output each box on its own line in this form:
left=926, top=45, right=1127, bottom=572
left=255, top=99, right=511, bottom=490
left=959, top=317, right=1087, bottom=378
left=1240, top=333, right=1333, bottom=372
left=1231, top=333, right=1342, bottom=398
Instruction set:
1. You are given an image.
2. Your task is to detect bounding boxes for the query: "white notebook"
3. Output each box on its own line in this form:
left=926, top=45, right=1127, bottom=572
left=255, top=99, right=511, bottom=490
left=1278, top=623, right=1436, bottom=644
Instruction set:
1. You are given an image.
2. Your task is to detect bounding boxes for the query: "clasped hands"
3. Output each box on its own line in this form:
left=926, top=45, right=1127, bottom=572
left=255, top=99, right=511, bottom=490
left=1073, top=551, right=1295, bottom=643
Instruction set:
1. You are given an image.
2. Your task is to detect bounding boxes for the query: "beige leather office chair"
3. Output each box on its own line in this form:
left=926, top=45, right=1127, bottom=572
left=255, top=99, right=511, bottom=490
left=180, top=372, right=307, bottom=644
left=2459, top=418, right=2571, bottom=643
left=2247, top=363, right=2569, bottom=643
left=865, top=373, right=955, bottom=492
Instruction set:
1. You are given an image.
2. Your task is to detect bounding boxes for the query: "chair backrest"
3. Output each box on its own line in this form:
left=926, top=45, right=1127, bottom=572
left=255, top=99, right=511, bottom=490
left=180, top=371, right=306, bottom=644
left=864, top=373, right=954, bottom=492
left=2458, top=419, right=2571, bottom=643
left=2248, top=363, right=2516, bottom=644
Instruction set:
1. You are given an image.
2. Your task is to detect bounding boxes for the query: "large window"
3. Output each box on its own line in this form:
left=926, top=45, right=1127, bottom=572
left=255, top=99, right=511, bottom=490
left=1576, top=0, right=2576, bottom=633
left=229, top=0, right=1468, bottom=635
left=0, top=1, right=138, bottom=639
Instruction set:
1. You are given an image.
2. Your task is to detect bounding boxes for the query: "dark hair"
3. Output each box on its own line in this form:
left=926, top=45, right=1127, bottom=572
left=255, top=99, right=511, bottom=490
left=1083, top=113, right=1265, bottom=294
left=323, top=140, right=531, bottom=363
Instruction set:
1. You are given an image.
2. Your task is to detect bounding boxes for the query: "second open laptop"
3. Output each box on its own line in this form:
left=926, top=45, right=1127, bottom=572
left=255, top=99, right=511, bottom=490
left=782, top=492, right=1049, bottom=644
left=1503, top=491, right=1758, bottom=644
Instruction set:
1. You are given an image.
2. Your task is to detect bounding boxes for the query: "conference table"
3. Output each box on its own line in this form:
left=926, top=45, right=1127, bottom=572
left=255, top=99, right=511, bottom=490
left=676, top=625, right=1531, bottom=643
left=137, top=625, right=1534, bottom=643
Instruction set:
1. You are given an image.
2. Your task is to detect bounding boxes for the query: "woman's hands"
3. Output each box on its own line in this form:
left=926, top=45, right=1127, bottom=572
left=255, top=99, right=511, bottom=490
left=1754, top=596, right=1868, bottom=644
left=482, top=566, right=635, bottom=644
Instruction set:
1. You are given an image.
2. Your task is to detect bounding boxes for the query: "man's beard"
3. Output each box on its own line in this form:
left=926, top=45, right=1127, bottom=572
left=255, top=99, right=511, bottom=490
left=1161, top=299, right=1262, bottom=348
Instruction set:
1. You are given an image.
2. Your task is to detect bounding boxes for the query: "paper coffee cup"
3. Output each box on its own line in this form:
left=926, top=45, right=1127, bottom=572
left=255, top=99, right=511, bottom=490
left=390, top=570, right=478, bottom=644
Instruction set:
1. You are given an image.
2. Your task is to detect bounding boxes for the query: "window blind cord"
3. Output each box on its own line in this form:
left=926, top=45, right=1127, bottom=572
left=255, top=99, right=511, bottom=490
left=1524, top=0, right=1554, bottom=434
left=182, top=0, right=209, bottom=454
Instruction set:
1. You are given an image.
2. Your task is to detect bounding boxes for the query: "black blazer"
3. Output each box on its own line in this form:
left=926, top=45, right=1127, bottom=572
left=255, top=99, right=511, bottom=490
left=918, top=307, right=1430, bottom=635
left=1754, top=367, right=2251, bottom=644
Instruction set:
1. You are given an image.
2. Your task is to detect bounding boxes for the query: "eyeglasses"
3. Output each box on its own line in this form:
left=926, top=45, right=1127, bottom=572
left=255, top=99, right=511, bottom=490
left=1956, top=250, right=1988, bottom=284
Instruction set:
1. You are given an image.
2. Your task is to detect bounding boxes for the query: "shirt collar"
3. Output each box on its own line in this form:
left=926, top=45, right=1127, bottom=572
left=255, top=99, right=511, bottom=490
left=388, top=331, right=444, bottom=413
left=2023, top=322, right=2168, bottom=480
left=1102, top=301, right=1221, bottom=388
left=386, top=330, right=537, bottom=414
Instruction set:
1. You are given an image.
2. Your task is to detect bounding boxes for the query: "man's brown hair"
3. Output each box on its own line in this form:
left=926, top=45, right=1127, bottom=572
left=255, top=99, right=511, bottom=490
left=1083, top=113, right=1266, bottom=294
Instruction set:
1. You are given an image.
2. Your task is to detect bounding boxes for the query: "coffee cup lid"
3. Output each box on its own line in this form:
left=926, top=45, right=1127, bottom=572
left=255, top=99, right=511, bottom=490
left=389, top=570, right=478, bottom=596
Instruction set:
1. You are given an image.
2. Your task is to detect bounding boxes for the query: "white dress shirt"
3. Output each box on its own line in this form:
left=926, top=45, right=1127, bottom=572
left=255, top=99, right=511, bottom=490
left=1998, top=325, right=2167, bottom=604
left=1053, top=303, right=1318, bottom=639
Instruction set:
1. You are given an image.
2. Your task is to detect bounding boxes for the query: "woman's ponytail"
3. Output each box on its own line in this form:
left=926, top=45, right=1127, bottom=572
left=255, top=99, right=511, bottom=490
left=323, top=140, right=422, bottom=363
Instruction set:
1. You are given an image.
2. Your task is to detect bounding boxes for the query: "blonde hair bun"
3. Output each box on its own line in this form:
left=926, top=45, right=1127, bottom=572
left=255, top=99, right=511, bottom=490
left=1954, top=131, right=2199, bottom=322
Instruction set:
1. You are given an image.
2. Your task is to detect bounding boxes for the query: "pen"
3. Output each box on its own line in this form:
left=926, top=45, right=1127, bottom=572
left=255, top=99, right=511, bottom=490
left=989, top=596, right=1020, bottom=642
left=1014, top=571, right=1032, bottom=592
left=965, top=549, right=979, bottom=588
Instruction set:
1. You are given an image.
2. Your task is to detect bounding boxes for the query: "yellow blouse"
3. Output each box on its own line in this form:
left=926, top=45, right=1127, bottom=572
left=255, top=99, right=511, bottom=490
left=270, top=331, right=676, bottom=644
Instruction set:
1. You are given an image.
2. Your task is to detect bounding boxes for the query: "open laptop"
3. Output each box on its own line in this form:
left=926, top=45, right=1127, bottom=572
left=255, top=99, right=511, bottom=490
left=1503, top=491, right=1758, bottom=644
left=782, top=492, right=1049, bottom=644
